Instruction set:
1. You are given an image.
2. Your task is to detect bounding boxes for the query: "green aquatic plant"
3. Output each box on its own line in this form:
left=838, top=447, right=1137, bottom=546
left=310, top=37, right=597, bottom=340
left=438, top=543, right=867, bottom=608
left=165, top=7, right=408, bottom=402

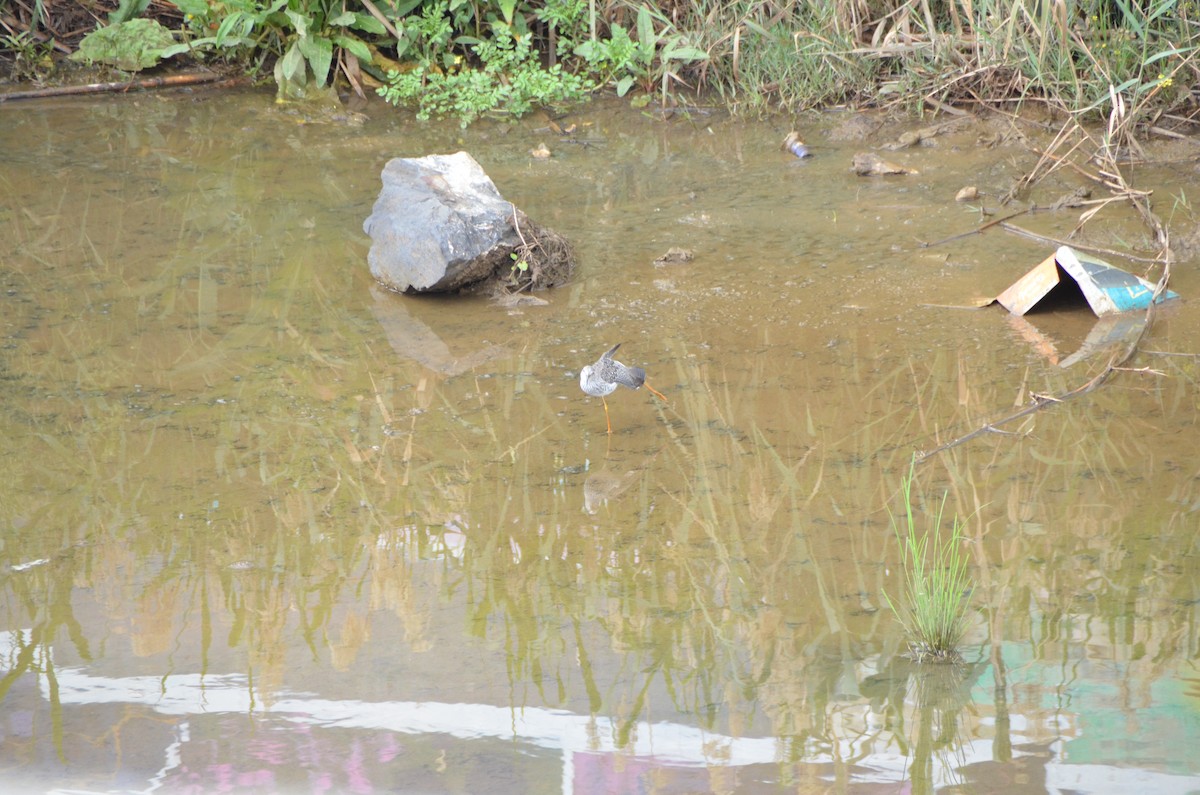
left=885, top=461, right=971, bottom=662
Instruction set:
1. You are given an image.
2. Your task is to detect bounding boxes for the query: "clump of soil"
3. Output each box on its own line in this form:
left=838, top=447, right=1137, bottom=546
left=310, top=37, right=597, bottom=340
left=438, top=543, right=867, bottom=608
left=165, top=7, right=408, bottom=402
left=489, top=211, right=576, bottom=296
left=1169, top=222, right=1200, bottom=263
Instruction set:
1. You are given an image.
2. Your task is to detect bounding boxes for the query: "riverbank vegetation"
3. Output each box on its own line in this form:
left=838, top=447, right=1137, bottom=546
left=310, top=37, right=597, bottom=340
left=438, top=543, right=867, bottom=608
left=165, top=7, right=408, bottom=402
left=3, top=0, right=1197, bottom=127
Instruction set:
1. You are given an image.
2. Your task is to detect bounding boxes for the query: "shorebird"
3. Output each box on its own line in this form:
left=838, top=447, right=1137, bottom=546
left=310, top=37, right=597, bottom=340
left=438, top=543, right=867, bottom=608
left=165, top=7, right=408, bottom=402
left=579, top=344, right=667, bottom=433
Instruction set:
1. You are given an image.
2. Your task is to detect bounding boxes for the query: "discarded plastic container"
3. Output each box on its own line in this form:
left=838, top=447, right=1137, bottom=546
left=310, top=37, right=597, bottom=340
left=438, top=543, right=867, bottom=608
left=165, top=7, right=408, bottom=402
left=994, top=245, right=1178, bottom=317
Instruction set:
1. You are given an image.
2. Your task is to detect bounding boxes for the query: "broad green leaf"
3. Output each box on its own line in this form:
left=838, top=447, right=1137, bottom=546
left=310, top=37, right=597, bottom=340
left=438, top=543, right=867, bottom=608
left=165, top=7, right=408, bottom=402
left=636, top=5, right=656, bottom=64
left=328, top=11, right=355, bottom=26
left=285, top=8, right=311, bottom=37
left=159, top=42, right=194, bottom=58
left=278, top=41, right=306, bottom=84
left=664, top=45, right=708, bottom=61
left=498, top=0, right=517, bottom=25
left=298, top=34, right=334, bottom=87
left=334, top=35, right=372, bottom=63
left=616, top=75, right=634, bottom=96
left=350, top=12, right=386, bottom=34
left=172, top=0, right=207, bottom=15
left=215, top=12, right=247, bottom=44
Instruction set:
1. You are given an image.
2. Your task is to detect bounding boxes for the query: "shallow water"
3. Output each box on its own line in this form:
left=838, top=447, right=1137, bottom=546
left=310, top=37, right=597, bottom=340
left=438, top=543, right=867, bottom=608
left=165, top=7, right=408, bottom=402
left=1, top=88, right=1198, bottom=794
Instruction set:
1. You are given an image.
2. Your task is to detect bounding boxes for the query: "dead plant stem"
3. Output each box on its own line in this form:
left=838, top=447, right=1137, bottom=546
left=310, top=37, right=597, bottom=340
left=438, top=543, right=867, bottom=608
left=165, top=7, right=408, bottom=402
left=996, top=222, right=1164, bottom=263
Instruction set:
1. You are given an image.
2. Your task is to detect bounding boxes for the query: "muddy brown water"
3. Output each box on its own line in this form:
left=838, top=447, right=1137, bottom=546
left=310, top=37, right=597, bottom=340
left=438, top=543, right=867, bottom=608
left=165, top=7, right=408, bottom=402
left=1, top=89, right=1198, bottom=794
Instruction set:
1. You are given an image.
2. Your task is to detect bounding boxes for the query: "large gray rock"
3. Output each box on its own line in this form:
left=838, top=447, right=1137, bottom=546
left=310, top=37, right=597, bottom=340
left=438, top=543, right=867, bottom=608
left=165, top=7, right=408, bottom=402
left=363, top=152, right=530, bottom=294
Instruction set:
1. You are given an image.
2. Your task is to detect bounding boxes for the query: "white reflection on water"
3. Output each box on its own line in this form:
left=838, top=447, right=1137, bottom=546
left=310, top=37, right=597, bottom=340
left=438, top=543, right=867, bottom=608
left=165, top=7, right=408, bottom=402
left=8, top=632, right=1198, bottom=795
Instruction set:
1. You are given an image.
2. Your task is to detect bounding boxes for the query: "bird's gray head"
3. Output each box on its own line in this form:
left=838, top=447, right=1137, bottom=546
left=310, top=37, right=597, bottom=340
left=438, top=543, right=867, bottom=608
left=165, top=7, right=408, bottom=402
left=579, top=365, right=594, bottom=390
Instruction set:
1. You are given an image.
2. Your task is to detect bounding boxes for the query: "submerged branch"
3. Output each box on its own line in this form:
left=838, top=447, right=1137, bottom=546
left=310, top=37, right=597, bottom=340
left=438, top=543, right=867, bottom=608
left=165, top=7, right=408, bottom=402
left=996, top=223, right=1164, bottom=264
left=918, top=209, right=1030, bottom=248
left=914, top=366, right=1114, bottom=463
left=0, top=72, right=234, bottom=102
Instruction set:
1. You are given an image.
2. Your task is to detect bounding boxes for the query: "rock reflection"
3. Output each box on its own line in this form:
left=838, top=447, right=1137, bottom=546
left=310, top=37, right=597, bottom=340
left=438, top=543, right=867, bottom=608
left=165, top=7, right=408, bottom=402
left=369, top=285, right=510, bottom=376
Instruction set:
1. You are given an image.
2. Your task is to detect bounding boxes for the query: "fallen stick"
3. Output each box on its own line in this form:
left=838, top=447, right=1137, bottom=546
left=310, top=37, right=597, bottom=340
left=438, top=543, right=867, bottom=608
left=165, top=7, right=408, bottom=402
left=997, top=222, right=1163, bottom=264
left=914, top=365, right=1113, bottom=463
left=918, top=209, right=1029, bottom=248
left=0, top=72, right=234, bottom=103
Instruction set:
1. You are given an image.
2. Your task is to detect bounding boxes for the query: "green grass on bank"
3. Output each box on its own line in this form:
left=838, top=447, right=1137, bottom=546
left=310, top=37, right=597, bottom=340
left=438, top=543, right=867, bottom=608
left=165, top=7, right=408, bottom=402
left=2, top=0, right=1196, bottom=125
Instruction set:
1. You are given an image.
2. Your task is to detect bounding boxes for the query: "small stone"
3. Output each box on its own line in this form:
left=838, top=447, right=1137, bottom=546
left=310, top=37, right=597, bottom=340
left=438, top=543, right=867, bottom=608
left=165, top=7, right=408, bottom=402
left=851, top=152, right=918, bottom=176
left=493, top=292, right=549, bottom=308
left=955, top=186, right=979, bottom=202
left=654, top=247, right=695, bottom=266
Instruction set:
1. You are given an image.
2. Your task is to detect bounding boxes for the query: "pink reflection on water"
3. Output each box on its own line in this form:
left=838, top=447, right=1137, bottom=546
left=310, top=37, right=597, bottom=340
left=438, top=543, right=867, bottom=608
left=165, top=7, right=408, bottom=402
left=172, top=762, right=276, bottom=794
left=346, top=738, right=371, bottom=794
left=377, top=731, right=402, bottom=763
left=248, top=735, right=289, bottom=766
left=159, top=715, right=410, bottom=794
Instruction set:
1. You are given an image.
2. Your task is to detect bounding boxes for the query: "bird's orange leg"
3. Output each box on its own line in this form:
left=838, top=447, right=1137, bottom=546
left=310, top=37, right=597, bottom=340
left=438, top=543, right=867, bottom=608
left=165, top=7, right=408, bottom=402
left=643, top=382, right=668, bottom=402
left=603, top=396, right=612, bottom=434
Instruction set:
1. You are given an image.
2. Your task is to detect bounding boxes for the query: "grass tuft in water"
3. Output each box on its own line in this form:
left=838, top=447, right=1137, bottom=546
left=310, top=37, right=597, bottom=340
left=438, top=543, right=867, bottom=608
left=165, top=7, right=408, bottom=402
left=885, top=460, right=971, bottom=663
